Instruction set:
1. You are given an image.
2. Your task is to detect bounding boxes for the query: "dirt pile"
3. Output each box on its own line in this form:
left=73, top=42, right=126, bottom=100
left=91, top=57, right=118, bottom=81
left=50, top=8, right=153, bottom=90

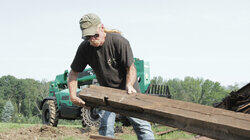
left=0, top=125, right=209, bottom=140
left=0, top=125, right=95, bottom=140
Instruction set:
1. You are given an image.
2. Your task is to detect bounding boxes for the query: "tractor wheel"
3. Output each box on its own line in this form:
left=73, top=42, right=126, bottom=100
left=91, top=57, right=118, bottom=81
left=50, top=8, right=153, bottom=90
left=81, top=107, right=101, bottom=127
left=42, top=100, right=58, bottom=127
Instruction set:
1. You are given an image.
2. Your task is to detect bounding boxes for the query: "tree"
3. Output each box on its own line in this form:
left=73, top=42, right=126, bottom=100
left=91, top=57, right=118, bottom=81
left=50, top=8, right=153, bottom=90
left=167, top=78, right=188, bottom=100
left=1, top=100, right=14, bottom=122
left=0, top=98, right=5, bottom=115
left=165, top=77, right=229, bottom=106
left=35, top=80, right=50, bottom=116
left=0, top=75, right=19, bottom=100
left=0, top=75, right=51, bottom=119
left=226, top=84, right=239, bottom=92
left=150, top=76, right=165, bottom=85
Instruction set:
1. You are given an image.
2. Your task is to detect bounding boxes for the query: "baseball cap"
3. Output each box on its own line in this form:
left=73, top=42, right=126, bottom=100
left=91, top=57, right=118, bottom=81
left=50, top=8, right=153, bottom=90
left=79, top=13, right=101, bottom=38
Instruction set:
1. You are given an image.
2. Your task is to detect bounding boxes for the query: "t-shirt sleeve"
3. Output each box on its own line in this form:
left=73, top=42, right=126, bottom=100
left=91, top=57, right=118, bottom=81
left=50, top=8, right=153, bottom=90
left=70, top=45, right=88, bottom=72
left=116, top=36, right=134, bottom=68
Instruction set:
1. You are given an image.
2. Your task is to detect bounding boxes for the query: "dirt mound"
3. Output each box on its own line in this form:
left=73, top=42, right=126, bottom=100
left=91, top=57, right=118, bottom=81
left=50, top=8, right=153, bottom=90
left=0, top=124, right=204, bottom=140
left=0, top=125, right=97, bottom=140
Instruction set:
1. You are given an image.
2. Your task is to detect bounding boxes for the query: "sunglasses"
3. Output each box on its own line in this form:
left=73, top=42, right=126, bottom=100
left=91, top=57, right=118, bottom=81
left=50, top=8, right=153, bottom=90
left=83, top=34, right=99, bottom=40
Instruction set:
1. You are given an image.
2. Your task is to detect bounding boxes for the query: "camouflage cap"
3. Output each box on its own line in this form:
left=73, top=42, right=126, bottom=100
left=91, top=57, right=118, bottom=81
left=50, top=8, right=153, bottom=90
left=79, top=13, right=101, bottom=38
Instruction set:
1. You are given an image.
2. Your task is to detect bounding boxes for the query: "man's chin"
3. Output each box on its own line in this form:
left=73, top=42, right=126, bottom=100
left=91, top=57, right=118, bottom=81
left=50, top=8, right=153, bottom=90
left=90, top=42, right=100, bottom=47
left=92, top=44, right=100, bottom=47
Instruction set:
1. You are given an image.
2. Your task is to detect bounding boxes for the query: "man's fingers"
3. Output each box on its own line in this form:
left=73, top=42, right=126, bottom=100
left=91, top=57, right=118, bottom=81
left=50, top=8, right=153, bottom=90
left=72, top=97, right=86, bottom=107
left=79, top=100, right=86, bottom=107
left=127, top=88, right=137, bottom=94
left=126, top=84, right=137, bottom=94
left=127, top=90, right=132, bottom=94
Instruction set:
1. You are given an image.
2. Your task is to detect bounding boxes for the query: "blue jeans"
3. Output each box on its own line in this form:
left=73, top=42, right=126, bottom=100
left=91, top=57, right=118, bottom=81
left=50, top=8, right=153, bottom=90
left=99, top=110, right=155, bottom=140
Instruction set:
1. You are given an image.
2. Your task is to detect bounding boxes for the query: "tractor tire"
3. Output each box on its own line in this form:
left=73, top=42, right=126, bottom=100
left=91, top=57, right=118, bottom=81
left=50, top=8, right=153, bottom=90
left=42, top=100, right=58, bottom=127
left=81, top=107, right=101, bottom=127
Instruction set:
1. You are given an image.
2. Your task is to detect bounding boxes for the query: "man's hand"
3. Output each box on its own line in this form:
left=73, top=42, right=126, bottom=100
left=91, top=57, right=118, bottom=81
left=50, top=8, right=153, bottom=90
left=68, top=70, right=88, bottom=108
left=70, top=96, right=86, bottom=107
left=126, top=84, right=137, bottom=94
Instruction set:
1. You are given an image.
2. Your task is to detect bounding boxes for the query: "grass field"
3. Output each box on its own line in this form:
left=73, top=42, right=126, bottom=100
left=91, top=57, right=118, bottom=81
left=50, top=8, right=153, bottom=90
left=0, top=122, right=35, bottom=132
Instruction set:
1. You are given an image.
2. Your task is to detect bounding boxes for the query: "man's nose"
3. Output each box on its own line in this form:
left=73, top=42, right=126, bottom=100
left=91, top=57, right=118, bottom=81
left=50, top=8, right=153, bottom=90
left=89, top=37, right=95, bottom=41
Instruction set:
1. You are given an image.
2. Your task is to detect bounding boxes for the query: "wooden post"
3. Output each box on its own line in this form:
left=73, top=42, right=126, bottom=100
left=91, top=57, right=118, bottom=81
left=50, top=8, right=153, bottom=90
left=79, top=85, right=250, bottom=140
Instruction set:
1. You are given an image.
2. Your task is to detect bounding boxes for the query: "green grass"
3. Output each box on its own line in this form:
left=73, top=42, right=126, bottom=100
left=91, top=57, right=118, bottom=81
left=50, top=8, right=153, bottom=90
left=57, top=124, right=82, bottom=128
left=0, top=122, right=37, bottom=132
left=62, top=137, right=79, bottom=140
left=118, top=134, right=137, bottom=140
left=37, top=136, right=83, bottom=140
left=117, top=126, right=137, bottom=139
left=153, top=124, right=195, bottom=139
left=0, top=122, right=82, bottom=133
left=164, top=131, right=194, bottom=139
left=117, top=124, right=195, bottom=140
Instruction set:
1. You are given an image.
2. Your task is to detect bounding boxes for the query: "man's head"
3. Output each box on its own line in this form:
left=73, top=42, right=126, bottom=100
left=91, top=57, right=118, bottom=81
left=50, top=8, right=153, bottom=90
left=79, top=13, right=106, bottom=47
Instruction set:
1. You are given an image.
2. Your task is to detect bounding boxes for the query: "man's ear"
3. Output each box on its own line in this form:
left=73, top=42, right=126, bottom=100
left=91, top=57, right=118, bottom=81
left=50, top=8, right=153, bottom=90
left=100, top=24, right=104, bottom=30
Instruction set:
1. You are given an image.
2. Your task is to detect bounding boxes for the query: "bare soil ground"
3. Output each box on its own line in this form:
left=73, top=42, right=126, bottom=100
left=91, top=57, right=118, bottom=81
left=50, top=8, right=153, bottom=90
left=0, top=125, right=93, bottom=140
left=0, top=125, right=212, bottom=140
left=0, top=125, right=135, bottom=140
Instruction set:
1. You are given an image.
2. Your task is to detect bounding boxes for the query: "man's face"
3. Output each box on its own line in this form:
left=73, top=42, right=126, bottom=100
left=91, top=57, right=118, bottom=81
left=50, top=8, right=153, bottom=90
left=87, top=24, right=105, bottom=47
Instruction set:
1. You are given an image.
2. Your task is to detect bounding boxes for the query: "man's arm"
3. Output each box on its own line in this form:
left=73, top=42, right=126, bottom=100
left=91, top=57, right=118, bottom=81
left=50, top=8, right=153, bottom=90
left=68, top=69, right=86, bottom=107
left=126, top=63, right=137, bottom=94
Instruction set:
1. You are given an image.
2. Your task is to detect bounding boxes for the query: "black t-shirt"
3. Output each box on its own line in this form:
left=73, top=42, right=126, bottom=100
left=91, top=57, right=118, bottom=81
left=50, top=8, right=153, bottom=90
left=71, top=33, right=140, bottom=91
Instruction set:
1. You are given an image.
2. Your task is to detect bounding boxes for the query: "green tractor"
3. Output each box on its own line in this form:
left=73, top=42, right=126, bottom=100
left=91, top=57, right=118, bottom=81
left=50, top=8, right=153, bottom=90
left=39, top=58, right=171, bottom=127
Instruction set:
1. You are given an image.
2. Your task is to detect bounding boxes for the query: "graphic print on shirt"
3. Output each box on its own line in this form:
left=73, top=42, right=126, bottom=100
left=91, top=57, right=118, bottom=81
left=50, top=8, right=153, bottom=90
left=107, top=58, right=117, bottom=67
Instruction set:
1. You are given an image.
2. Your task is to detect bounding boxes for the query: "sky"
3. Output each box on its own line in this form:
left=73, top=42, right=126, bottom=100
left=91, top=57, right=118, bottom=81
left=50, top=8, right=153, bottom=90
left=0, top=0, right=249, bottom=86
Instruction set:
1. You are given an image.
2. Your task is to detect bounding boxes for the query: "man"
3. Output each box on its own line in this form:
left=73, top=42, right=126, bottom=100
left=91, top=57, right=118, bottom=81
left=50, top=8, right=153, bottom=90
left=68, top=13, right=155, bottom=140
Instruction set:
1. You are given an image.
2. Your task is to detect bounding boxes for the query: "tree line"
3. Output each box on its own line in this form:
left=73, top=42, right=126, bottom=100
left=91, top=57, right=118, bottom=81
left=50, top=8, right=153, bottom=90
left=0, top=75, right=49, bottom=123
left=151, top=76, right=239, bottom=106
left=0, top=75, right=239, bottom=123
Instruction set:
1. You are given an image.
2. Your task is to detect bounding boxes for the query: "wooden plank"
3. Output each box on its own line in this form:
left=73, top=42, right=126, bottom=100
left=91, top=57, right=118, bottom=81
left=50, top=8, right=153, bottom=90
left=89, top=135, right=121, bottom=140
left=156, top=128, right=178, bottom=135
left=79, top=85, right=250, bottom=140
left=214, top=82, right=250, bottom=113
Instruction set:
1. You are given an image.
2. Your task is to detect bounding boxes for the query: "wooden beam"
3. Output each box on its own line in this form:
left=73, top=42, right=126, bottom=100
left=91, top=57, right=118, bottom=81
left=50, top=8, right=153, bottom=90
left=79, top=85, right=250, bottom=140
left=89, top=135, right=121, bottom=140
left=156, top=128, right=178, bottom=135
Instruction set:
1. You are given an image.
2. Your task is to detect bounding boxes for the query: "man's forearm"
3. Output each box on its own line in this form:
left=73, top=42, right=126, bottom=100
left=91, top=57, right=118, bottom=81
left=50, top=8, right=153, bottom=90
left=68, top=70, right=86, bottom=107
left=68, top=70, right=78, bottom=98
left=126, top=63, right=137, bottom=87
